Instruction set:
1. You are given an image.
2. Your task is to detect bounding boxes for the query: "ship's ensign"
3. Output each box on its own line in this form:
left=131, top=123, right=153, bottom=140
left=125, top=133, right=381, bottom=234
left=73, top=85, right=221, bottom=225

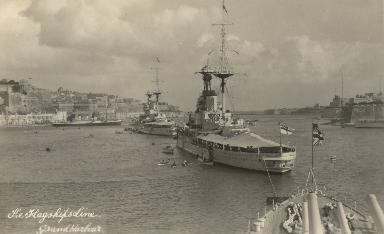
left=312, top=123, right=324, bottom=145
left=280, top=122, right=294, bottom=135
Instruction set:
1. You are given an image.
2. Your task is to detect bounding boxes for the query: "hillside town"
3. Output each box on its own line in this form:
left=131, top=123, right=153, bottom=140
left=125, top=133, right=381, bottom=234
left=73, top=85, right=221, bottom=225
left=0, top=79, right=182, bottom=126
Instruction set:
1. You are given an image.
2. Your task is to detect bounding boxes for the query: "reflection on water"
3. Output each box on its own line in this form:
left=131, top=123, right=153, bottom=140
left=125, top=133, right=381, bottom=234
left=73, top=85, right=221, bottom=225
left=0, top=116, right=383, bottom=233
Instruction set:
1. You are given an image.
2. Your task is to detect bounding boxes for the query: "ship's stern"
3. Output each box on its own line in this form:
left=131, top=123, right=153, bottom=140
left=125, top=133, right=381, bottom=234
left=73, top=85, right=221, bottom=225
left=263, top=152, right=296, bottom=173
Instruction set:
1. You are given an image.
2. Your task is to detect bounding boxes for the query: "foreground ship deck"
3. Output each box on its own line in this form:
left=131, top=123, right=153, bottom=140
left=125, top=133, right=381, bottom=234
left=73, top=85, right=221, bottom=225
left=248, top=191, right=383, bottom=234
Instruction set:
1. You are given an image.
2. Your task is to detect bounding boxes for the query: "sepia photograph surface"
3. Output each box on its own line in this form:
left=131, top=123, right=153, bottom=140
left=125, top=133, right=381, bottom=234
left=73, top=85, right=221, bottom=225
left=0, top=0, right=383, bottom=233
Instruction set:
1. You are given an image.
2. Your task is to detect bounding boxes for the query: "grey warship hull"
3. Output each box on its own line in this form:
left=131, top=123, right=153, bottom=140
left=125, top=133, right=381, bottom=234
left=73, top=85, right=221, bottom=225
left=177, top=130, right=296, bottom=173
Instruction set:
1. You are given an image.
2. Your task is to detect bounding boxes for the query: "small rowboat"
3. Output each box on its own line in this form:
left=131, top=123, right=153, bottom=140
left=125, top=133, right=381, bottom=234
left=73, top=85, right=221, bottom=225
left=330, top=155, right=337, bottom=162
left=198, top=155, right=214, bottom=166
left=182, top=160, right=191, bottom=167
left=157, top=159, right=170, bottom=166
left=162, top=145, right=175, bottom=154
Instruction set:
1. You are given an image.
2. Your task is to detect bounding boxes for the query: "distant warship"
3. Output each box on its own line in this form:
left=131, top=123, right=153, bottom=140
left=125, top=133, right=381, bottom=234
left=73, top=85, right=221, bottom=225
left=176, top=1, right=296, bottom=173
left=52, top=96, right=122, bottom=127
left=136, top=60, right=176, bottom=137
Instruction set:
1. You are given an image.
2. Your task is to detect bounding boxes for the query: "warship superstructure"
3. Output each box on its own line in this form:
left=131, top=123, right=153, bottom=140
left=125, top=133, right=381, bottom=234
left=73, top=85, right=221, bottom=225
left=136, top=61, right=176, bottom=137
left=176, top=1, right=296, bottom=173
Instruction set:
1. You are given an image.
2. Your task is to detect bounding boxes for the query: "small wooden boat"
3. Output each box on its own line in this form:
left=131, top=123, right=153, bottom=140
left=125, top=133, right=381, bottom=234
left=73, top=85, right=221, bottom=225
left=157, top=159, right=170, bottom=166
left=198, top=153, right=214, bottom=165
left=181, top=160, right=190, bottom=167
left=198, top=157, right=214, bottom=165
left=162, top=145, right=175, bottom=154
left=245, top=119, right=258, bottom=126
left=330, top=155, right=337, bottom=162
left=124, top=127, right=137, bottom=132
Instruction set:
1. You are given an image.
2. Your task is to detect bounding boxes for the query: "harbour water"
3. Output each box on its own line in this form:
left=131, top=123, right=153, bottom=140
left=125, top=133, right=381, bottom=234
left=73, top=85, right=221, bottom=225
left=0, top=115, right=383, bottom=234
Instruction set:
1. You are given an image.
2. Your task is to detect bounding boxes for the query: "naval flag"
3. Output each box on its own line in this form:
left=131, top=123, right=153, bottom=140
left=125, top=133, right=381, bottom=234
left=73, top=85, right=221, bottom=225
left=280, top=122, right=294, bottom=135
left=312, top=123, right=324, bottom=146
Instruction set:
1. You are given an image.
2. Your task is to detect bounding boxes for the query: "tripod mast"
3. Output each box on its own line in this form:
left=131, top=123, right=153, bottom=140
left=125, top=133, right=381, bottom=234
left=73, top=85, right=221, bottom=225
left=212, top=0, right=234, bottom=119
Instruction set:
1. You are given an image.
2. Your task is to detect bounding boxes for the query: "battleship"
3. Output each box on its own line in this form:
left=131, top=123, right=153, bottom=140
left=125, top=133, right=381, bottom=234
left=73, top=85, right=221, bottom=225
left=247, top=124, right=384, bottom=234
left=135, top=61, right=177, bottom=137
left=176, top=2, right=296, bottom=173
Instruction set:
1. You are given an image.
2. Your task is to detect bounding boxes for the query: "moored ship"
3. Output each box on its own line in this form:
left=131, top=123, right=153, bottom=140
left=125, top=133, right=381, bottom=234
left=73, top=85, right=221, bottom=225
left=176, top=2, right=296, bottom=173
left=135, top=61, right=177, bottom=137
left=355, top=119, right=384, bottom=128
left=52, top=97, right=122, bottom=127
left=52, top=119, right=122, bottom=127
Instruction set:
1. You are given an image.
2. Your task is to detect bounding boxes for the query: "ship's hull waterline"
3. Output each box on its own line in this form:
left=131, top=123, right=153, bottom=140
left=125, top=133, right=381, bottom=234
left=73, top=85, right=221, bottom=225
left=354, top=121, right=384, bottom=128
left=177, top=135, right=296, bottom=173
left=138, top=125, right=177, bottom=137
left=52, top=120, right=122, bottom=127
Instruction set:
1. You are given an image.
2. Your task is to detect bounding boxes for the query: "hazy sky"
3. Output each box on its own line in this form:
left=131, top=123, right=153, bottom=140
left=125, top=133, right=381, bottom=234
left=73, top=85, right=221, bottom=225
left=0, top=0, right=383, bottom=110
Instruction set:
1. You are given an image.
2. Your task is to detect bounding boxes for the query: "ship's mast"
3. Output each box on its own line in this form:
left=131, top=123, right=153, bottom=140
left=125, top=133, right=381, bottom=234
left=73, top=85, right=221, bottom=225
left=340, top=69, right=344, bottom=124
left=151, top=58, right=162, bottom=114
left=145, top=91, right=153, bottom=114
left=114, top=95, right=118, bottom=119
left=151, top=67, right=161, bottom=104
left=145, top=91, right=153, bottom=103
left=105, top=96, right=108, bottom=121
left=213, top=0, right=234, bottom=119
left=197, top=58, right=215, bottom=93
left=311, top=122, right=314, bottom=183
left=341, top=70, right=344, bottom=109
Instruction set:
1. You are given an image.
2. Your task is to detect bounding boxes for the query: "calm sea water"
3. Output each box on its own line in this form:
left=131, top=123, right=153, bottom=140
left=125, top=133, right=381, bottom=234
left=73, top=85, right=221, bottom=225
left=0, top=115, right=383, bottom=234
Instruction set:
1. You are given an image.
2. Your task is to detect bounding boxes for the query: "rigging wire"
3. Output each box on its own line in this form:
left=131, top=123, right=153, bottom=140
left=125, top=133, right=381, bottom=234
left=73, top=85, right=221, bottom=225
left=225, top=84, right=236, bottom=113
left=263, top=159, right=277, bottom=198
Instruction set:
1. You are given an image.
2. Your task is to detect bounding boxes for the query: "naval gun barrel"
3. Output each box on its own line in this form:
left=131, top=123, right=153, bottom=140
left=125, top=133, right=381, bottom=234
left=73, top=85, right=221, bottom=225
left=307, top=193, right=324, bottom=234
left=368, top=194, right=384, bottom=234
left=302, top=201, right=309, bottom=234
left=337, top=202, right=352, bottom=234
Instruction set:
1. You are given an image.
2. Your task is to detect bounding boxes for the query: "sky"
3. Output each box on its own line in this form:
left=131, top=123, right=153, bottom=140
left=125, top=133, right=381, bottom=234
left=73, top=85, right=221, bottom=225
left=0, top=0, right=383, bottom=111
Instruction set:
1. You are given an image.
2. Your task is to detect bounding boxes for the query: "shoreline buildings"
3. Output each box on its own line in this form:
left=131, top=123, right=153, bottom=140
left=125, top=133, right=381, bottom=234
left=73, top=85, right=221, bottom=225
left=0, top=79, right=181, bottom=126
